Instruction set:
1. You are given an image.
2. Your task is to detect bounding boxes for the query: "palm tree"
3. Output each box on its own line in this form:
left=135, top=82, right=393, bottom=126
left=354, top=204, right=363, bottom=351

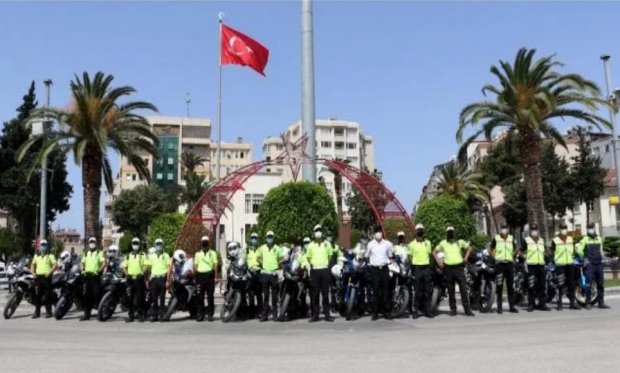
left=180, top=172, right=210, bottom=211
left=180, top=151, right=207, bottom=174
left=19, top=72, right=158, bottom=240
left=457, top=48, right=610, bottom=231
left=436, top=161, right=489, bottom=203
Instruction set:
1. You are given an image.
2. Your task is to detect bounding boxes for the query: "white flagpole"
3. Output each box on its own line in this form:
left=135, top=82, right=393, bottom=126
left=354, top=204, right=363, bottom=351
left=215, top=12, right=224, bottom=254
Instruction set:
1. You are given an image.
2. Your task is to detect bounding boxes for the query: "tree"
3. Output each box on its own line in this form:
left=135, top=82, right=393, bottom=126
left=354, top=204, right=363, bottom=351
left=147, top=212, right=186, bottom=255
left=180, top=172, right=209, bottom=211
left=0, top=82, right=72, bottom=251
left=570, top=127, right=606, bottom=225
left=458, top=48, right=610, bottom=236
left=19, top=72, right=159, bottom=241
left=111, top=184, right=170, bottom=240
left=346, top=188, right=378, bottom=236
left=257, top=181, right=338, bottom=244
left=503, top=181, right=529, bottom=230
left=414, top=195, right=476, bottom=247
left=540, top=142, right=575, bottom=232
left=480, top=139, right=522, bottom=188
left=436, top=161, right=489, bottom=204
left=0, top=227, right=23, bottom=263
left=180, top=151, right=207, bottom=174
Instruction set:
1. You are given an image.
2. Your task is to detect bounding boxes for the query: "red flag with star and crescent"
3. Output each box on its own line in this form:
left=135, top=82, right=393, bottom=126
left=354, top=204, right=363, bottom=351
left=220, top=24, right=269, bottom=76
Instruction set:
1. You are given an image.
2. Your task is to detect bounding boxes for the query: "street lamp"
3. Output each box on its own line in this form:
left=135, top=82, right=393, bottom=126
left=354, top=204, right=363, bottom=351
left=601, top=55, right=620, bottom=230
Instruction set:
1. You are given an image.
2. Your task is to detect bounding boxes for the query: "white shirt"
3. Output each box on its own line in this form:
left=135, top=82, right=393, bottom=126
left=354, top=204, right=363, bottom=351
left=365, top=239, right=394, bottom=267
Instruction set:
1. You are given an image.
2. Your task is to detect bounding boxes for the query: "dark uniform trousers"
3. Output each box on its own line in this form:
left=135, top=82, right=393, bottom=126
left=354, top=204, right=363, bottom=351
left=556, top=265, right=576, bottom=305
left=126, top=276, right=146, bottom=317
left=371, top=265, right=391, bottom=315
left=527, top=264, right=546, bottom=307
left=445, top=265, right=471, bottom=311
left=495, top=262, right=515, bottom=309
left=196, top=272, right=215, bottom=317
left=310, top=268, right=331, bottom=317
left=34, top=276, right=53, bottom=315
left=260, top=273, right=279, bottom=317
left=150, top=277, right=166, bottom=317
left=248, top=270, right=263, bottom=317
left=83, top=273, right=101, bottom=318
left=585, top=264, right=605, bottom=305
left=412, top=265, right=432, bottom=314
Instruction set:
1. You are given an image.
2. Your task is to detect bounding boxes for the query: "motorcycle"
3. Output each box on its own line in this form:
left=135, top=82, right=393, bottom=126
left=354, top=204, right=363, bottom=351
left=336, top=251, right=366, bottom=321
left=513, top=257, right=528, bottom=305
left=3, top=258, right=35, bottom=319
left=277, top=250, right=307, bottom=321
left=430, top=253, right=447, bottom=315
left=467, top=250, right=496, bottom=313
left=163, top=265, right=198, bottom=322
left=54, top=259, right=83, bottom=320
left=573, top=257, right=599, bottom=306
left=388, top=257, right=413, bottom=318
left=221, top=254, right=250, bottom=322
left=97, top=270, right=129, bottom=321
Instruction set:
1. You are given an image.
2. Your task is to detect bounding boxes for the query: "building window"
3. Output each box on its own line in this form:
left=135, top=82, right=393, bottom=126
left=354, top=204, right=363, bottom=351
left=321, top=141, right=332, bottom=148
left=156, top=173, right=163, bottom=180
left=320, top=128, right=331, bottom=135
left=143, top=158, right=149, bottom=166
left=605, top=144, right=610, bottom=153
left=139, top=175, right=144, bottom=181
left=167, top=142, right=176, bottom=150
left=132, top=174, right=137, bottom=181
left=245, top=194, right=252, bottom=214
left=167, top=173, right=174, bottom=181
left=252, top=194, right=264, bottom=214
left=334, top=141, right=345, bottom=150
left=334, top=128, right=345, bottom=136
left=347, top=143, right=357, bottom=149
left=168, top=157, right=174, bottom=165
left=240, top=151, right=245, bottom=159
left=266, top=168, right=271, bottom=173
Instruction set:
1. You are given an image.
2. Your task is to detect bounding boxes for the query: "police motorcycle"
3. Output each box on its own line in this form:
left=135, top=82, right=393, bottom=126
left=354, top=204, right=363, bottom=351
left=163, top=249, right=199, bottom=321
left=97, top=246, right=130, bottom=321
left=430, top=252, right=447, bottom=315
left=277, top=244, right=307, bottom=321
left=388, top=254, right=413, bottom=318
left=3, top=258, right=35, bottom=319
left=333, top=248, right=367, bottom=321
left=467, top=249, right=496, bottom=313
left=221, top=242, right=251, bottom=323
left=513, top=256, right=528, bottom=305
left=573, top=256, right=599, bottom=306
left=54, top=251, right=84, bottom=320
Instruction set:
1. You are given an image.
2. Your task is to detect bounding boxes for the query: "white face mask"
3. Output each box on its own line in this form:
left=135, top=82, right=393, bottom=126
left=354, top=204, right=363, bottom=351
left=587, top=229, right=596, bottom=235
left=500, top=229, right=508, bottom=236
left=531, top=230, right=539, bottom=238
left=132, top=244, right=139, bottom=251
left=88, top=243, right=96, bottom=249
left=374, top=232, right=383, bottom=241
left=560, top=229, right=568, bottom=236
left=314, top=231, right=322, bottom=240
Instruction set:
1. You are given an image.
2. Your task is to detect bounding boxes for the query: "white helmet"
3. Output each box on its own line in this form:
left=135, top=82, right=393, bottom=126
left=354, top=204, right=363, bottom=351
left=227, top=242, right=240, bottom=258
left=331, top=264, right=342, bottom=279
left=173, top=249, right=187, bottom=263
left=59, top=250, right=71, bottom=265
left=107, top=245, right=119, bottom=259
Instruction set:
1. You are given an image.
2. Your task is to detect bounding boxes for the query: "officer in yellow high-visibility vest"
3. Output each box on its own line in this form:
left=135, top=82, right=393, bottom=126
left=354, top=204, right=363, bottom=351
left=256, top=230, right=284, bottom=322
left=408, top=224, right=433, bottom=319
left=30, top=240, right=57, bottom=319
left=193, top=236, right=219, bottom=322
left=433, top=227, right=474, bottom=317
left=245, top=232, right=262, bottom=319
left=80, top=236, right=105, bottom=321
left=520, top=224, right=551, bottom=312
left=123, top=237, right=147, bottom=322
left=490, top=223, right=519, bottom=314
left=146, top=238, right=171, bottom=322
left=306, top=224, right=335, bottom=322
left=550, top=223, right=579, bottom=310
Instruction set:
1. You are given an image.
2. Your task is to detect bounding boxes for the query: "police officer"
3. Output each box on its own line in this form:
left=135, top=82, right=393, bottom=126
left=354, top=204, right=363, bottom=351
left=408, top=224, right=433, bottom=319
left=551, top=223, right=579, bottom=310
left=80, top=237, right=105, bottom=321
left=490, top=223, right=519, bottom=314
left=521, top=224, right=550, bottom=312
left=306, top=224, right=335, bottom=322
left=31, top=240, right=57, bottom=319
left=256, top=231, right=283, bottom=322
left=326, top=231, right=342, bottom=313
left=194, top=236, right=219, bottom=322
left=245, top=233, right=262, bottom=319
left=433, top=227, right=475, bottom=316
left=147, top=238, right=171, bottom=322
left=578, top=222, right=610, bottom=309
left=123, top=237, right=147, bottom=322
left=366, top=226, right=394, bottom=320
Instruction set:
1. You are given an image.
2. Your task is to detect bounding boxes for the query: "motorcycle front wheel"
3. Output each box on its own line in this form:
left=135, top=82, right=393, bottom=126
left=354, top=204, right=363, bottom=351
left=54, top=295, right=73, bottom=320
left=479, top=280, right=496, bottom=313
left=574, top=283, right=598, bottom=306
left=345, top=287, right=357, bottom=321
left=97, top=291, right=117, bottom=321
left=3, top=290, right=23, bottom=319
left=390, top=287, right=410, bottom=318
left=430, top=287, right=443, bottom=315
left=162, top=296, right=178, bottom=322
left=220, top=291, right=241, bottom=323
left=277, top=293, right=291, bottom=322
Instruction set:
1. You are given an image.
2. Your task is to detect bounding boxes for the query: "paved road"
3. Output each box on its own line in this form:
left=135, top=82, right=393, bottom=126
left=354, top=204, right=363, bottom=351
left=0, top=294, right=619, bottom=373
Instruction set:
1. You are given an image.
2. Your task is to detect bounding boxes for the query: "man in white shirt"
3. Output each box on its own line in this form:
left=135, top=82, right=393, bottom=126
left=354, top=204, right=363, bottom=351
left=365, top=226, right=394, bottom=320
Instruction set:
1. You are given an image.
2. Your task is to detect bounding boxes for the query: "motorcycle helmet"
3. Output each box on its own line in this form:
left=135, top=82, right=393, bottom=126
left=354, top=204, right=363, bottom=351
left=227, top=242, right=240, bottom=259
left=331, top=264, right=342, bottom=279
left=107, top=245, right=119, bottom=259
left=173, top=249, right=187, bottom=264
left=59, top=250, right=71, bottom=266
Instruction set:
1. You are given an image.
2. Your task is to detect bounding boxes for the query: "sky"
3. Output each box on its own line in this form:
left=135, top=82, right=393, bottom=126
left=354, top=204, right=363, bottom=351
left=2, top=1, right=620, bottom=235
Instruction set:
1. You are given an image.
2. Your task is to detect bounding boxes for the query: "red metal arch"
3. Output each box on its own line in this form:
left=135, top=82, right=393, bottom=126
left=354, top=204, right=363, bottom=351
left=175, top=160, right=414, bottom=255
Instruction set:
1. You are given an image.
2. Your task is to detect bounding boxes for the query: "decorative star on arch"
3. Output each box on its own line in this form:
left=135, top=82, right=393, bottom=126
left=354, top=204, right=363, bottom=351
left=273, top=133, right=310, bottom=181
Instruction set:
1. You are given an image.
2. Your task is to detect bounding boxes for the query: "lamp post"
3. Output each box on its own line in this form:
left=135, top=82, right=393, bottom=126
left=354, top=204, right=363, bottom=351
left=39, top=79, right=53, bottom=242
left=601, top=55, right=620, bottom=230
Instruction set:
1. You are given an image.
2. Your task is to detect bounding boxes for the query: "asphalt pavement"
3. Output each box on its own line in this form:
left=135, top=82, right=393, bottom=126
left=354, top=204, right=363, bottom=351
left=0, top=291, right=619, bottom=373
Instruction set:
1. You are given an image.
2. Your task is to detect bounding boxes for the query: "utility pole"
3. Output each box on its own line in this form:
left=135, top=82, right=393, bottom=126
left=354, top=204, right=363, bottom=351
left=185, top=92, right=191, bottom=117
left=601, top=55, right=620, bottom=229
left=301, top=0, right=317, bottom=182
left=39, top=79, right=53, bottom=242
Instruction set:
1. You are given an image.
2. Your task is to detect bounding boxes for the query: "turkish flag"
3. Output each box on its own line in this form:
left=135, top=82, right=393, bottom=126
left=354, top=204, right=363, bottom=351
left=220, top=24, right=269, bottom=76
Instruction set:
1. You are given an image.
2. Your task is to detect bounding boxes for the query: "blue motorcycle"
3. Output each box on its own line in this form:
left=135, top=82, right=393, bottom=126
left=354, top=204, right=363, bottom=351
left=573, top=257, right=598, bottom=306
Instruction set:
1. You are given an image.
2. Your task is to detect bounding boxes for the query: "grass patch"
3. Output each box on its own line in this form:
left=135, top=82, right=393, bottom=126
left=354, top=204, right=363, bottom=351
left=605, top=279, right=620, bottom=288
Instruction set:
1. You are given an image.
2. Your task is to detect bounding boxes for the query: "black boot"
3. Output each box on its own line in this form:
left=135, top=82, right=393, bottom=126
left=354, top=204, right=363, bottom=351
left=32, top=308, right=41, bottom=319
left=556, top=296, right=563, bottom=311
left=599, top=296, right=610, bottom=309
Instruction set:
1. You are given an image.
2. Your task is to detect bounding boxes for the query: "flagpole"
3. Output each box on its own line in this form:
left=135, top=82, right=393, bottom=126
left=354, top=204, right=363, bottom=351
left=215, top=12, right=224, bottom=254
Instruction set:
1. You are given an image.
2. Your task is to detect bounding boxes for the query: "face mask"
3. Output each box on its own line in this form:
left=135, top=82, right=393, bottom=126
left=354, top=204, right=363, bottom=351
left=416, top=231, right=424, bottom=238
left=303, top=243, right=309, bottom=250
left=374, top=232, right=383, bottom=241
left=500, top=229, right=509, bottom=236
left=560, top=229, right=568, bottom=236
left=132, top=244, right=139, bottom=251
left=40, top=245, right=48, bottom=254
left=447, top=232, right=455, bottom=240
left=89, top=243, right=96, bottom=250
left=201, top=241, right=209, bottom=250
left=156, top=244, right=163, bottom=253
left=531, top=230, right=539, bottom=238
left=250, top=238, right=258, bottom=246
left=266, top=237, right=274, bottom=245
left=326, top=236, right=333, bottom=243
left=397, top=237, right=404, bottom=244
left=587, top=229, right=595, bottom=236
left=314, top=232, right=322, bottom=240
